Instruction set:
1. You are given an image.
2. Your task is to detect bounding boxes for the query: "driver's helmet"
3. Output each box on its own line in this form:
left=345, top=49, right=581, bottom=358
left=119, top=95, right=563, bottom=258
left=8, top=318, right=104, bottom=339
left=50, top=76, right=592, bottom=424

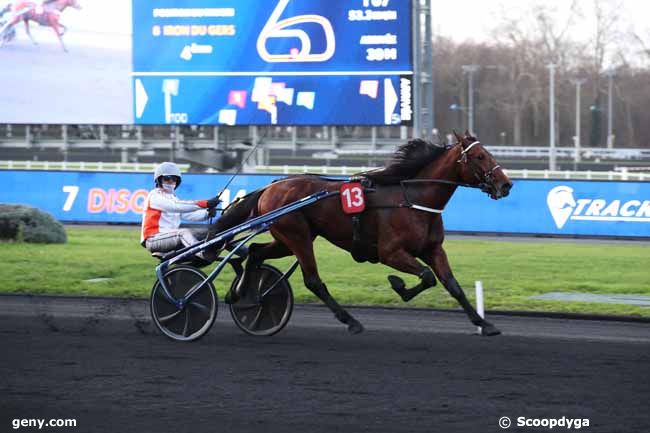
left=154, top=162, right=182, bottom=189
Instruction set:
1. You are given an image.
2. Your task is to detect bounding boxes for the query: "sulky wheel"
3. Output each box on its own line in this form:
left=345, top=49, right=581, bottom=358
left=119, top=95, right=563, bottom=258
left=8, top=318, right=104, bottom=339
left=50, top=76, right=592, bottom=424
left=229, top=264, right=294, bottom=337
left=150, top=265, right=218, bottom=342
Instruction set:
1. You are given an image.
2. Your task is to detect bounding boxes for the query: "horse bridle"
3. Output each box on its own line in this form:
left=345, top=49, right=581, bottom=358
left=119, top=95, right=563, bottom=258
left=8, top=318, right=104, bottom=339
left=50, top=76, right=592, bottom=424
left=357, top=140, right=503, bottom=215
left=457, top=140, right=501, bottom=193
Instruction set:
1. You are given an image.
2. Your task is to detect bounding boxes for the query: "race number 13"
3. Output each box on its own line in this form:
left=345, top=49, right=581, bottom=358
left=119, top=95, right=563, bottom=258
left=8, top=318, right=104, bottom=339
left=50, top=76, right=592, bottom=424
left=340, top=182, right=365, bottom=214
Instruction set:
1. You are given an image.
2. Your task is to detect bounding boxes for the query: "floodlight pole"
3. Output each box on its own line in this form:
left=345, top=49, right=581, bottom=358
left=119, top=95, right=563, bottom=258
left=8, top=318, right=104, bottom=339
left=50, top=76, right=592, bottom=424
left=462, top=65, right=480, bottom=135
left=421, top=0, right=433, bottom=140
left=412, top=0, right=434, bottom=140
left=547, top=64, right=557, bottom=171
left=412, top=0, right=421, bottom=138
left=571, top=78, right=586, bottom=169
left=605, top=69, right=615, bottom=148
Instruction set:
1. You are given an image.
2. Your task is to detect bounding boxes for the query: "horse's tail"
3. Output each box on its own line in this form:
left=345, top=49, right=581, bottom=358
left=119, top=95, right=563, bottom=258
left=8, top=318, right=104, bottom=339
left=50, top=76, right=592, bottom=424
left=208, top=188, right=265, bottom=237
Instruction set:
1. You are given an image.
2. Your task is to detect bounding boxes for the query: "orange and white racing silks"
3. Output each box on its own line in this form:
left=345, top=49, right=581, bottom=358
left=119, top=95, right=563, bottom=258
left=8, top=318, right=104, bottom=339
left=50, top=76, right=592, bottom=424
left=140, top=188, right=209, bottom=245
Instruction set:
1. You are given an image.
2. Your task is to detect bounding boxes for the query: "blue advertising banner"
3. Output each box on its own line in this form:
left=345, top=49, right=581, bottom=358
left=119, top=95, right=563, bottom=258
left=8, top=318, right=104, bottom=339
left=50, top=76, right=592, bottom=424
left=131, top=0, right=413, bottom=125
left=2, top=171, right=649, bottom=238
left=0, top=171, right=278, bottom=224
left=443, top=179, right=650, bottom=237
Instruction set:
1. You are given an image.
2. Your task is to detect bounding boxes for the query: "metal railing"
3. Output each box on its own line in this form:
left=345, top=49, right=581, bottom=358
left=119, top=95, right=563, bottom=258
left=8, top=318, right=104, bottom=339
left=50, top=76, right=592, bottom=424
left=2, top=124, right=650, bottom=161
left=252, top=165, right=650, bottom=181
left=331, top=146, right=650, bottom=160
left=0, top=160, right=189, bottom=172
left=1, top=160, right=649, bottom=181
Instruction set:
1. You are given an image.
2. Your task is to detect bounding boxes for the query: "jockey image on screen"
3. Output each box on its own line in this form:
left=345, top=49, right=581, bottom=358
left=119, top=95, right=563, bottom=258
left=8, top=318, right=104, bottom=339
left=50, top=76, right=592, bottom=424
left=140, top=162, right=221, bottom=262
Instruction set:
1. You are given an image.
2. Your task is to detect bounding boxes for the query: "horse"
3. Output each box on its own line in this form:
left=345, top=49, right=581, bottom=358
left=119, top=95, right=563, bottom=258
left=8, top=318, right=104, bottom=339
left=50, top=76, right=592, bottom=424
left=0, top=0, right=80, bottom=52
left=210, top=132, right=513, bottom=336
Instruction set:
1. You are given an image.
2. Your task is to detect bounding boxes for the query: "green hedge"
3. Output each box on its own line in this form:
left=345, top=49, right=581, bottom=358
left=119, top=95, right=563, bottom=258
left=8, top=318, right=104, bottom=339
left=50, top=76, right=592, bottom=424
left=0, top=204, right=67, bottom=243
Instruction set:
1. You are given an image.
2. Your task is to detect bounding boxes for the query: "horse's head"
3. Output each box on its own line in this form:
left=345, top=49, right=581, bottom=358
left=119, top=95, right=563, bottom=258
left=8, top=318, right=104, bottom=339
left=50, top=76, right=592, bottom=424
left=453, top=131, right=513, bottom=200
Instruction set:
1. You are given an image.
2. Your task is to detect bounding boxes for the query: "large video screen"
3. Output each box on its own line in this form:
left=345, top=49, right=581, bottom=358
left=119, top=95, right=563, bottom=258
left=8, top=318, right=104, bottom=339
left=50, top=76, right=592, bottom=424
left=132, top=0, right=413, bottom=126
left=0, top=0, right=412, bottom=125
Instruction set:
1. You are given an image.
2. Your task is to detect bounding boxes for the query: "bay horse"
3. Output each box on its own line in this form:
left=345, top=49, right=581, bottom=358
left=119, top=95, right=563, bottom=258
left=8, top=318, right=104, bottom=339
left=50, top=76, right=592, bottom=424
left=1, top=0, right=80, bottom=52
left=210, top=132, right=513, bottom=336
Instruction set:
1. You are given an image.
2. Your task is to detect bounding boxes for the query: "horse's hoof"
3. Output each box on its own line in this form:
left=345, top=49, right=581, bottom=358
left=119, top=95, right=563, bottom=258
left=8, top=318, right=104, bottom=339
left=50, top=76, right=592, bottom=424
left=481, top=324, right=501, bottom=336
left=388, top=275, right=405, bottom=290
left=347, top=320, right=364, bottom=335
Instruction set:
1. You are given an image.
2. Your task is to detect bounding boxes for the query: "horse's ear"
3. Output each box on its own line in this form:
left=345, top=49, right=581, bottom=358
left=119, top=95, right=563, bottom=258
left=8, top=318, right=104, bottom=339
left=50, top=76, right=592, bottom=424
left=464, top=129, right=471, bottom=137
left=452, top=130, right=463, bottom=142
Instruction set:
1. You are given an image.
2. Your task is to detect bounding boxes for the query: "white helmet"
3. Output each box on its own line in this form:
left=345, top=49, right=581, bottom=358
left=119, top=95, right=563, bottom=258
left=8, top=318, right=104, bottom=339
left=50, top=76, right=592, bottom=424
left=154, top=162, right=182, bottom=188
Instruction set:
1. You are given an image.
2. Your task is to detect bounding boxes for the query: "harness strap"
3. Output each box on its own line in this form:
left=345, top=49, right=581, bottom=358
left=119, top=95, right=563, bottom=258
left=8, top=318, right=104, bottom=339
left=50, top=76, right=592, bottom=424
left=409, top=204, right=444, bottom=214
left=461, top=140, right=480, bottom=155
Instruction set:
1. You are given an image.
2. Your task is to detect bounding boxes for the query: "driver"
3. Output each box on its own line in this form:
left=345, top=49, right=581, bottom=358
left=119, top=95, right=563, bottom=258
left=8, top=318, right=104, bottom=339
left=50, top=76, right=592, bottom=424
left=140, top=162, right=221, bottom=261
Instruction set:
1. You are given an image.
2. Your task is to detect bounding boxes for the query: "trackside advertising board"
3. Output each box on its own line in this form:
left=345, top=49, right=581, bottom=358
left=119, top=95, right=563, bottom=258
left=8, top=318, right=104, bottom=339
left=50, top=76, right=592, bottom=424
left=1, top=170, right=649, bottom=238
left=0, top=171, right=278, bottom=224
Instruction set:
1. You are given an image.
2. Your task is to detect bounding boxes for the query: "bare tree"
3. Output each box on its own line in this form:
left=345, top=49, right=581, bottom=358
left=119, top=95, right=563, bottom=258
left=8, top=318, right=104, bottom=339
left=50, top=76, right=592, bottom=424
left=430, top=0, right=650, bottom=150
left=486, top=1, right=581, bottom=146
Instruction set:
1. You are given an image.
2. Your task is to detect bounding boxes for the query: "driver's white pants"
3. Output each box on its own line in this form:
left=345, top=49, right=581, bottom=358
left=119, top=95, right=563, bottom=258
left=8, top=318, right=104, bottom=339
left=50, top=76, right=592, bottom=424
left=145, top=229, right=202, bottom=255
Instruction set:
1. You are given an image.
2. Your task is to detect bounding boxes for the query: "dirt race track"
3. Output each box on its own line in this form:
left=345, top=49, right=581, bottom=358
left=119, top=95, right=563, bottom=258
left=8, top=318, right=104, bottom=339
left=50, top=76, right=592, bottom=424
left=0, top=295, right=648, bottom=433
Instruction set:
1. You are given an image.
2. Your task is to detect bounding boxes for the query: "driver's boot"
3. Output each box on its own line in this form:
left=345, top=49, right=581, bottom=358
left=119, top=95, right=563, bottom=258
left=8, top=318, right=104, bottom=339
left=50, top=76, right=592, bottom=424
left=197, top=245, right=220, bottom=264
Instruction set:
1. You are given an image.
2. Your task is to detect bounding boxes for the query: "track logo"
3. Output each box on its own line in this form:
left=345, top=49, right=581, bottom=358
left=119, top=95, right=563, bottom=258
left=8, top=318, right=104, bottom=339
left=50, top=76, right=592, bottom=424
left=547, top=185, right=650, bottom=229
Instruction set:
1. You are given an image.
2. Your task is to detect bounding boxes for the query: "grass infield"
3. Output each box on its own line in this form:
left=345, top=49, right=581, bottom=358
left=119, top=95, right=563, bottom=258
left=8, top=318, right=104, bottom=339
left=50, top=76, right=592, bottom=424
left=1, top=227, right=649, bottom=317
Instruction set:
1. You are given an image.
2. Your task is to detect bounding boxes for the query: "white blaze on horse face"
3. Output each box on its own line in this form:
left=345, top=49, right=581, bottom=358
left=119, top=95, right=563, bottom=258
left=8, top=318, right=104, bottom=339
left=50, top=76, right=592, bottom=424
left=547, top=186, right=576, bottom=229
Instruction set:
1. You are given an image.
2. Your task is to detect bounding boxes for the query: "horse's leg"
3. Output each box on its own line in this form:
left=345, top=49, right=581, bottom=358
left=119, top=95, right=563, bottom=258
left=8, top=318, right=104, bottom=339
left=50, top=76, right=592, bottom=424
left=378, top=245, right=436, bottom=302
left=24, top=20, right=37, bottom=45
left=422, top=244, right=501, bottom=336
left=225, top=240, right=291, bottom=304
left=51, top=20, right=67, bottom=52
left=271, top=220, right=364, bottom=334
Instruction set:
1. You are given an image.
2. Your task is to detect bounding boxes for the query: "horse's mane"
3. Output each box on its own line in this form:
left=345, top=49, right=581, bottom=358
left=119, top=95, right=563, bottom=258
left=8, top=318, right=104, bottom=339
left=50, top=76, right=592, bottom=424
left=358, top=138, right=449, bottom=185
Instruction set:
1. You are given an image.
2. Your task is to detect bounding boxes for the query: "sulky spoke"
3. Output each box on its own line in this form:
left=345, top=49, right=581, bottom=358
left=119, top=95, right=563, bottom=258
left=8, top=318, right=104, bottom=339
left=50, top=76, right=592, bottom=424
left=257, top=271, right=272, bottom=293
left=249, top=306, right=264, bottom=331
left=182, top=309, right=191, bottom=337
left=189, top=301, right=210, bottom=315
left=267, top=302, right=279, bottom=327
left=158, top=309, right=182, bottom=324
